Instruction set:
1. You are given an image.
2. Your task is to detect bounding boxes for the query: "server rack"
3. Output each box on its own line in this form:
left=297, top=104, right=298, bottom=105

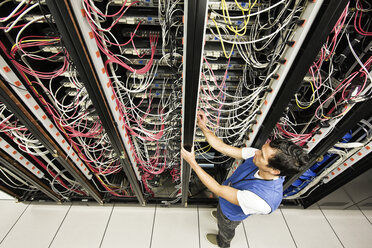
left=0, top=0, right=370, bottom=208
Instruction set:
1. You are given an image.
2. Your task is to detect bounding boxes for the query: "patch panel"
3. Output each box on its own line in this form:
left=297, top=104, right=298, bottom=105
left=208, top=1, right=264, bottom=11
left=204, top=33, right=244, bottom=42
left=202, top=60, right=245, bottom=70
left=122, top=48, right=165, bottom=56
left=118, top=15, right=160, bottom=25
left=126, top=69, right=181, bottom=79
left=121, top=29, right=163, bottom=38
left=111, top=0, right=159, bottom=7
left=203, top=71, right=242, bottom=81
left=128, top=58, right=181, bottom=66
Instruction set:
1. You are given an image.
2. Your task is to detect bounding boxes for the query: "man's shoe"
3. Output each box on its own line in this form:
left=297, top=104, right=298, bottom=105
left=206, top=233, right=219, bottom=247
left=211, top=209, right=217, bottom=222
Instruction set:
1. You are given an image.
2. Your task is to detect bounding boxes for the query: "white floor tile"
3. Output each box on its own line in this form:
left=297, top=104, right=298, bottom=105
left=0, top=202, right=371, bottom=248
left=151, top=207, right=199, bottom=248
left=0, top=201, right=28, bottom=243
left=243, top=209, right=296, bottom=248
left=361, top=209, right=372, bottom=224
left=322, top=208, right=372, bottom=248
left=49, top=204, right=113, bottom=248
left=0, top=203, right=70, bottom=248
left=356, top=198, right=372, bottom=224
left=198, top=208, right=217, bottom=248
left=0, top=192, right=14, bottom=200
left=100, top=205, right=155, bottom=248
left=281, top=207, right=343, bottom=248
left=198, top=207, right=248, bottom=248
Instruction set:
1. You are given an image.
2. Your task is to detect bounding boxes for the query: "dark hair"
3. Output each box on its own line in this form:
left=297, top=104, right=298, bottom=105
left=267, top=139, right=309, bottom=176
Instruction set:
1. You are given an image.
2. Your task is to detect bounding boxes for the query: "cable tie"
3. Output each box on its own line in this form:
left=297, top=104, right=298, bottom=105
left=286, top=40, right=295, bottom=47
left=279, top=58, right=287, bottom=64
left=270, top=74, right=279, bottom=80
left=296, top=19, right=305, bottom=26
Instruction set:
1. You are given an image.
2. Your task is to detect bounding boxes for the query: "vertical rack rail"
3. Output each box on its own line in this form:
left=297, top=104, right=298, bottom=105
left=181, top=0, right=208, bottom=207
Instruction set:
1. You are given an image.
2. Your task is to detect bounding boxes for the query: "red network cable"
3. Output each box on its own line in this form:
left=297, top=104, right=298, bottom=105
left=16, top=79, right=118, bottom=174
left=114, top=87, right=166, bottom=141
left=354, top=0, right=372, bottom=36
left=275, top=123, right=313, bottom=147
left=323, top=3, right=349, bottom=61
left=1, top=36, right=69, bottom=79
left=314, top=56, right=371, bottom=121
left=104, top=33, right=158, bottom=74
left=83, top=0, right=158, bottom=74
left=0, top=24, right=27, bottom=30
left=83, top=0, right=138, bottom=31
left=200, top=57, right=231, bottom=127
left=170, top=167, right=180, bottom=182
left=0, top=0, right=31, bottom=21
left=1, top=42, right=126, bottom=198
left=309, top=4, right=349, bottom=90
left=0, top=2, right=132, bottom=195
left=141, top=172, right=155, bottom=196
left=83, top=0, right=178, bottom=193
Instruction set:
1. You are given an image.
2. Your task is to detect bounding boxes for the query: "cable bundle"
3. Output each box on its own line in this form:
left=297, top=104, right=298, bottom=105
left=0, top=102, right=86, bottom=198
left=82, top=0, right=183, bottom=197
left=274, top=1, right=372, bottom=199
left=354, top=0, right=372, bottom=36
left=197, top=0, right=306, bottom=163
left=273, top=1, right=372, bottom=146
left=0, top=1, right=131, bottom=198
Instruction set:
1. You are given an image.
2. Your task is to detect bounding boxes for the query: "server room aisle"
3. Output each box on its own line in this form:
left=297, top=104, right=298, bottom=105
left=0, top=198, right=371, bottom=248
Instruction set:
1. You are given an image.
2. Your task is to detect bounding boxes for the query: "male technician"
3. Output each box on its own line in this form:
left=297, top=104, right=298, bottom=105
left=181, top=111, right=309, bottom=248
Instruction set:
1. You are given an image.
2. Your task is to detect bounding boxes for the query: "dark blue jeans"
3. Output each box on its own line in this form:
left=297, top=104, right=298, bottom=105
left=216, top=204, right=242, bottom=248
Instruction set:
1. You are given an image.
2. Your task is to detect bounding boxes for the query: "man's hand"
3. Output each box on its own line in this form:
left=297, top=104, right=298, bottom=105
left=181, top=147, right=197, bottom=169
left=196, top=110, right=243, bottom=160
left=181, top=146, right=240, bottom=206
left=197, top=111, right=209, bottom=131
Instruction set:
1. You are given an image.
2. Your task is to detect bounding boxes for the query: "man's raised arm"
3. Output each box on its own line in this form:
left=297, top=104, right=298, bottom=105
left=197, top=111, right=243, bottom=160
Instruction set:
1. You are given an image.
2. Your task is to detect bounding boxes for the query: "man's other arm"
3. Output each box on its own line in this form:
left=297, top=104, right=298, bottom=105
left=197, top=111, right=243, bottom=160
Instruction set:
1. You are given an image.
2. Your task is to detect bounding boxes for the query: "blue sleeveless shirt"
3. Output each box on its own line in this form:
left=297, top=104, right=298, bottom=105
left=219, top=158, right=285, bottom=221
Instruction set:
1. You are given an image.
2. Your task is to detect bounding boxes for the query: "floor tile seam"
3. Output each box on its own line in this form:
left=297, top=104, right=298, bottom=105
left=344, top=195, right=372, bottom=220
left=342, top=188, right=358, bottom=209
left=0, top=201, right=31, bottom=245
left=241, top=220, right=250, bottom=248
left=149, top=204, right=157, bottom=248
left=318, top=207, right=346, bottom=248
left=345, top=193, right=372, bottom=225
left=279, top=208, right=298, bottom=248
left=99, top=203, right=115, bottom=248
left=48, top=203, right=72, bottom=248
left=358, top=208, right=372, bottom=225
left=197, top=206, right=201, bottom=248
